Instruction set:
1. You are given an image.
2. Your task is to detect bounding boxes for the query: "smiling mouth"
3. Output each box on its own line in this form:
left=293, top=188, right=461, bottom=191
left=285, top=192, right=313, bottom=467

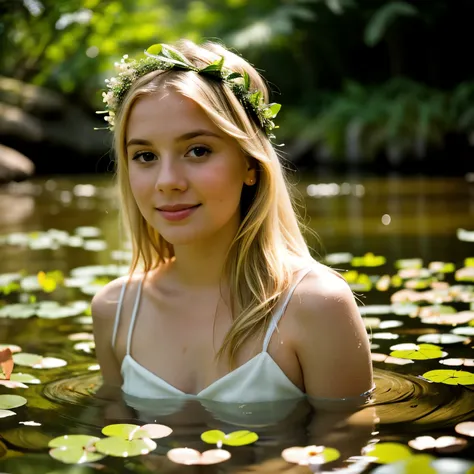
left=156, top=204, right=201, bottom=212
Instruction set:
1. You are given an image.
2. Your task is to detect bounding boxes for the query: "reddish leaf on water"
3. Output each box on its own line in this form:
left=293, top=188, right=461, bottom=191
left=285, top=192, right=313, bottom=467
left=0, top=348, right=13, bottom=380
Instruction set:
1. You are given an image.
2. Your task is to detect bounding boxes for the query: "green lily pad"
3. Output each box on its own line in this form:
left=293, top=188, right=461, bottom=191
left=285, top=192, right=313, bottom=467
left=352, top=253, right=386, bottom=267
left=13, top=353, right=67, bottom=369
left=102, top=423, right=172, bottom=440
left=201, top=430, right=258, bottom=446
left=0, top=304, right=36, bottom=319
left=10, top=373, right=41, bottom=384
left=95, top=436, right=156, bottom=457
left=363, top=442, right=411, bottom=464
left=48, top=435, right=104, bottom=464
left=49, top=446, right=105, bottom=464
left=395, top=259, right=423, bottom=270
left=0, top=344, right=21, bottom=353
left=390, top=343, right=446, bottom=360
left=49, top=435, right=100, bottom=449
left=0, top=394, right=27, bottom=409
left=422, top=369, right=474, bottom=385
left=371, top=454, right=437, bottom=474
left=417, top=334, right=468, bottom=344
left=0, top=409, right=16, bottom=418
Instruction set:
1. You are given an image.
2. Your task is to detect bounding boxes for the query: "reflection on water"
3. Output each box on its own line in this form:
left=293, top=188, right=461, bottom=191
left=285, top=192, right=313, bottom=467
left=0, top=174, right=473, bottom=473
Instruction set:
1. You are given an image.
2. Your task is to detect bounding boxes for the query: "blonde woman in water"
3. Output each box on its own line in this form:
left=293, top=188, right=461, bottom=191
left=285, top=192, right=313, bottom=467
left=92, top=39, right=373, bottom=404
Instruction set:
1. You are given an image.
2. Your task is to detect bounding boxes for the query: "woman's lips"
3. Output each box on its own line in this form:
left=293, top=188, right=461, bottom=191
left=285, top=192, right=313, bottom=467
left=156, top=204, right=201, bottom=222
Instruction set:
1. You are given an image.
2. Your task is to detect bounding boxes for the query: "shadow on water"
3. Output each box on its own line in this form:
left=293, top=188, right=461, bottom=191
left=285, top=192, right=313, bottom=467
left=0, top=174, right=473, bottom=473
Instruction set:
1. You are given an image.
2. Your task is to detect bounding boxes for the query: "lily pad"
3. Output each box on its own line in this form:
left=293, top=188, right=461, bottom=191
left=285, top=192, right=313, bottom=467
left=389, top=343, right=446, bottom=360
left=281, top=445, right=340, bottom=465
left=422, top=369, right=474, bottom=385
left=408, top=436, right=467, bottom=453
left=371, top=454, right=437, bottom=474
left=0, top=409, right=16, bottom=418
left=73, top=342, right=95, bottom=354
left=102, top=423, right=172, bottom=440
left=49, top=446, right=105, bottom=464
left=49, top=435, right=105, bottom=464
left=95, top=436, right=156, bottom=457
left=13, top=353, right=67, bottom=369
left=395, top=259, right=423, bottom=269
left=363, top=442, right=411, bottom=464
left=10, top=373, right=41, bottom=384
left=167, top=447, right=231, bottom=465
left=201, top=430, right=258, bottom=447
left=0, top=344, right=21, bottom=353
left=371, top=353, right=414, bottom=365
left=421, top=311, right=474, bottom=325
left=417, top=334, right=468, bottom=344
left=352, top=253, right=386, bottom=267
left=439, top=358, right=474, bottom=367
left=455, top=421, right=474, bottom=437
left=0, top=394, right=27, bottom=409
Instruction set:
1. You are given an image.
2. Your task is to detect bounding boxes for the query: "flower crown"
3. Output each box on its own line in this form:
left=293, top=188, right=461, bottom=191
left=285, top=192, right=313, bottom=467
left=98, top=43, right=281, bottom=138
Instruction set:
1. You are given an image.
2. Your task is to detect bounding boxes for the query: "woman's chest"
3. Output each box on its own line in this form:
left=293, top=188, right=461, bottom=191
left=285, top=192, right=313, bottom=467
left=114, top=290, right=303, bottom=395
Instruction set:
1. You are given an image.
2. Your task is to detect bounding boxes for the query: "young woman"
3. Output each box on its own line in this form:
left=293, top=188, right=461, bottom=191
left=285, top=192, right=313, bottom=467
left=92, top=39, right=373, bottom=404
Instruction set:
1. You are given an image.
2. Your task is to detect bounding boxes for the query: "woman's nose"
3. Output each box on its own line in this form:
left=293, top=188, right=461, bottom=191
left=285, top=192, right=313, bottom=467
left=153, top=158, right=187, bottom=193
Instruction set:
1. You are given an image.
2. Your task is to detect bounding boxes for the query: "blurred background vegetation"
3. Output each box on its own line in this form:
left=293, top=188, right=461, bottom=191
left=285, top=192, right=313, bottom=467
left=1, top=0, right=473, bottom=178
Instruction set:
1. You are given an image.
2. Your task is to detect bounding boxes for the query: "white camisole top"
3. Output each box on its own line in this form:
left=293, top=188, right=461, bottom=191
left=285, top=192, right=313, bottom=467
left=112, top=267, right=314, bottom=403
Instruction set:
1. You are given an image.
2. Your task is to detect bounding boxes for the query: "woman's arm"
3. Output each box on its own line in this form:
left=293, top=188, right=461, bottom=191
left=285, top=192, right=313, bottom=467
left=91, top=279, right=126, bottom=397
left=293, top=270, right=374, bottom=399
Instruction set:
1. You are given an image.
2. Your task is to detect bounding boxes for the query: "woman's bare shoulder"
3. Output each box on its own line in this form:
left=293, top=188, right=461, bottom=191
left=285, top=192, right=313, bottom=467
left=91, top=273, right=143, bottom=320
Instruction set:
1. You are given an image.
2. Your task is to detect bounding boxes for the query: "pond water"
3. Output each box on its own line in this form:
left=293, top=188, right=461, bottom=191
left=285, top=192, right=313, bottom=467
left=0, top=174, right=473, bottom=474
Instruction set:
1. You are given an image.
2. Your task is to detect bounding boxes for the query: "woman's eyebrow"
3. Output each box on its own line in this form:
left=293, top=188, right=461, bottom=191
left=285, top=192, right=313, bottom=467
left=175, top=130, right=223, bottom=142
left=126, top=130, right=223, bottom=148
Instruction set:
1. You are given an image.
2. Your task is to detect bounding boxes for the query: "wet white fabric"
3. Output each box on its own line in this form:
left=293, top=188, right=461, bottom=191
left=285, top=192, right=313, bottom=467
left=112, top=267, right=314, bottom=403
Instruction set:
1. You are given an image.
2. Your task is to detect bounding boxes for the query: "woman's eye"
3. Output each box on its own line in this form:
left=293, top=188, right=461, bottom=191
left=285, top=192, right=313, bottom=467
left=188, top=146, right=211, bottom=158
left=133, top=152, right=156, bottom=163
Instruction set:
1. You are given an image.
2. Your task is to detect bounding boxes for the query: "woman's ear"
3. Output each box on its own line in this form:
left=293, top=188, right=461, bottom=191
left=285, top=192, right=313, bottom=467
left=244, top=157, right=257, bottom=186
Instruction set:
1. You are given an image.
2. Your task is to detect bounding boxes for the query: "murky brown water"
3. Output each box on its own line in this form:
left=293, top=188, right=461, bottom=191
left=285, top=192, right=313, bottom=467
left=0, top=174, right=473, bottom=474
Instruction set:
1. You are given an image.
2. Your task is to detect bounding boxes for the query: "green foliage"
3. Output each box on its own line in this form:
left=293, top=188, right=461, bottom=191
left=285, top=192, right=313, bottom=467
left=364, top=2, right=418, bottom=47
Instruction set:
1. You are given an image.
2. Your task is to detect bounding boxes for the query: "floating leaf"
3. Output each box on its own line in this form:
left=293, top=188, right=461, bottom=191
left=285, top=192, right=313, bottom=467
left=102, top=423, right=172, bottom=440
left=389, top=343, right=446, bottom=360
left=421, top=311, right=474, bottom=325
left=0, top=380, right=28, bottom=389
left=371, top=353, right=413, bottom=365
left=13, top=353, right=67, bottom=369
left=395, top=259, right=423, bottom=270
left=439, top=358, right=474, bottom=367
left=167, top=447, right=231, bottom=465
left=0, top=409, right=16, bottom=418
left=371, top=454, right=437, bottom=474
left=363, top=442, right=411, bottom=464
left=452, top=326, right=474, bottom=336
left=73, top=342, right=95, bottom=354
left=408, top=436, right=467, bottom=453
left=455, top=421, right=474, bottom=437
left=422, top=369, right=474, bottom=385
left=0, top=344, right=21, bottom=353
left=95, top=436, right=156, bottom=457
left=352, top=253, right=386, bottom=267
left=201, top=430, right=258, bottom=446
left=0, top=394, right=27, bottom=409
left=49, top=446, right=105, bottom=464
left=417, top=334, right=468, bottom=344
left=9, top=373, right=41, bottom=384
left=428, top=261, right=455, bottom=273
left=49, top=435, right=104, bottom=464
left=281, top=445, right=340, bottom=465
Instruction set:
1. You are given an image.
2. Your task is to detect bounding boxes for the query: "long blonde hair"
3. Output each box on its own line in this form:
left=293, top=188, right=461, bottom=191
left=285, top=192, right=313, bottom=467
left=114, top=39, right=315, bottom=366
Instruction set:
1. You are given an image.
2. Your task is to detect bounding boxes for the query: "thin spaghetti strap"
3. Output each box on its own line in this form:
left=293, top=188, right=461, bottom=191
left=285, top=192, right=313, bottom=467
left=262, top=266, right=314, bottom=352
left=111, top=279, right=128, bottom=349
left=126, top=279, right=144, bottom=356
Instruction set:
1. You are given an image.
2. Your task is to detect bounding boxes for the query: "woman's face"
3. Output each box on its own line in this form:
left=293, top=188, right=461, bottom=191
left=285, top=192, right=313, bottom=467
left=125, top=89, right=255, bottom=247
